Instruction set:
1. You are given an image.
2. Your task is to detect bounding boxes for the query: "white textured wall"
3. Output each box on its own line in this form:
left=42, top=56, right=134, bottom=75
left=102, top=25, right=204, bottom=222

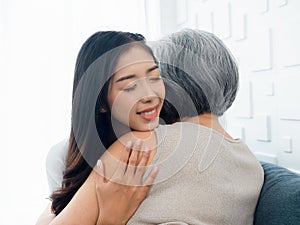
left=156, top=0, right=300, bottom=170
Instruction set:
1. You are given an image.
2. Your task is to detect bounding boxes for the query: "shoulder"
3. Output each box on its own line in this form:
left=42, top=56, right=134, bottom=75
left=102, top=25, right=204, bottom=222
left=155, top=122, right=206, bottom=141
left=46, top=139, right=68, bottom=193
left=105, top=130, right=157, bottom=162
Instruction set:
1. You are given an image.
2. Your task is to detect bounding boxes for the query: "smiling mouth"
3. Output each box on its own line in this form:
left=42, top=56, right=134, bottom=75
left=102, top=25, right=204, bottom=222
left=137, top=106, right=159, bottom=121
left=141, top=108, right=156, bottom=115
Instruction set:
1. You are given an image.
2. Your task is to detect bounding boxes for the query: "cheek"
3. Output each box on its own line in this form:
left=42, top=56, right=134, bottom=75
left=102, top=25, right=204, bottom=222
left=161, top=84, right=166, bottom=99
left=110, top=92, right=138, bottom=120
left=153, top=82, right=166, bottom=100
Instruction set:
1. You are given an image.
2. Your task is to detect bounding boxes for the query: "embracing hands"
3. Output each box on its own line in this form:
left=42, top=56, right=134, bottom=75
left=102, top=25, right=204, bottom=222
left=95, top=140, right=158, bottom=225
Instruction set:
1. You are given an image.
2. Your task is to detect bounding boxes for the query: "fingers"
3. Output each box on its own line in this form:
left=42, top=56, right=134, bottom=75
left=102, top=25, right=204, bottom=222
left=126, top=140, right=142, bottom=176
left=138, top=147, right=150, bottom=167
left=107, top=139, right=157, bottom=186
left=143, top=166, right=159, bottom=187
left=129, top=139, right=142, bottom=167
left=121, top=141, right=133, bottom=164
left=111, top=140, right=141, bottom=182
left=137, top=167, right=158, bottom=200
left=135, top=147, right=151, bottom=178
left=111, top=140, right=133, bottom=180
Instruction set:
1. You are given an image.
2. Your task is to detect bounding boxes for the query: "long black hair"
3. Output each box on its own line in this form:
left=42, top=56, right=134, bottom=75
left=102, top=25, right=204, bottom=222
left=50, top=31, right=156, bottom=215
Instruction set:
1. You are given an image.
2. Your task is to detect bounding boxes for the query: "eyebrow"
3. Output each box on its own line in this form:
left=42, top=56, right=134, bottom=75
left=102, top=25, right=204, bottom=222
left=115, top=65, right=159, bottom=83
left=146, top=65, right=159, bottom=73
left=115, top=74, right=136, bottom=83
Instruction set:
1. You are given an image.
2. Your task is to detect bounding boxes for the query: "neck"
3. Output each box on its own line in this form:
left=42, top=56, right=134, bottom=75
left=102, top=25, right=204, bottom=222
left=181, top=113, right=234, bottom=140
left=110, top=117, right=131, bottom=139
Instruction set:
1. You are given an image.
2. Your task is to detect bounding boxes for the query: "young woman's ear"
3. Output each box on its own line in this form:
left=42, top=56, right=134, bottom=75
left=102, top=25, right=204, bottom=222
left=100, top=107, right=107, bottom=113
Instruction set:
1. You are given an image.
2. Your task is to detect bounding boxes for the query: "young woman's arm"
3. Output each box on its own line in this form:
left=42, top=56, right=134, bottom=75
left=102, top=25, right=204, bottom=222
left=36, top=132, right=157, bottom=225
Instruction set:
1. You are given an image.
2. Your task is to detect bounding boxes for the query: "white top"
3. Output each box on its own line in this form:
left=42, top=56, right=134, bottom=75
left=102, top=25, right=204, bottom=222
left=46, top=139, right=68, bottom=194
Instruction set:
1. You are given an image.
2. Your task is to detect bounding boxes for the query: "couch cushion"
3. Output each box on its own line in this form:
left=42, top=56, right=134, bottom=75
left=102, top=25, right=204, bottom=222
left=254, top=162, right=300, bottom=225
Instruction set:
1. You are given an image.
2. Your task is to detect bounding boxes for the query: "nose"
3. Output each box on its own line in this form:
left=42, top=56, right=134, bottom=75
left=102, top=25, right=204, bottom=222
left=139, top=79, right=156, bottom=103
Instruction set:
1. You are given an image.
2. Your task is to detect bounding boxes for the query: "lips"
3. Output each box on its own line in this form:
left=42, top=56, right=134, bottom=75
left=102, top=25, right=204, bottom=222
left=137, top=105, right=159, bottom=121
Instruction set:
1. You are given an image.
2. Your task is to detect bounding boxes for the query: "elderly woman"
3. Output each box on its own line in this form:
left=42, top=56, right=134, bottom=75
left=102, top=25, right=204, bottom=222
left=37, top=29, right=263, bottom=225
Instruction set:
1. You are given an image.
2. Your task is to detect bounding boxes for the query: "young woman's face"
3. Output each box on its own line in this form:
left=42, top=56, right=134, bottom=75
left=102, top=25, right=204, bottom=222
left=108, top=46, right=165, bottom=132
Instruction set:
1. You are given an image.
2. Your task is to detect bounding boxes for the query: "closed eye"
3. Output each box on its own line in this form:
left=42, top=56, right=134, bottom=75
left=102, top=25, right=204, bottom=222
left=149, top=77, right=162, bottom=81
left=123, top=84, right=137, bottom=92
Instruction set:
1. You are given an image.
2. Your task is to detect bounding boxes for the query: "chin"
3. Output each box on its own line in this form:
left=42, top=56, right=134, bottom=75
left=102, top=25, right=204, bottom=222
left=145, top=119, right=160, bottom=130
left=133, top=119, right=159, bottom=132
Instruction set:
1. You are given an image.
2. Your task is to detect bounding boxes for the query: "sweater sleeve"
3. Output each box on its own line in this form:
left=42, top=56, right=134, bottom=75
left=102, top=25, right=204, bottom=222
left=45, top=139, right=68, bottom=195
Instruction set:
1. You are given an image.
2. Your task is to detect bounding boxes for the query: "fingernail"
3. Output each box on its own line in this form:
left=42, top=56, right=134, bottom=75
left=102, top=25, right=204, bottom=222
left=97, top=160, right=104, bottom=174
left=135, top=139, right=142, bottom=146
left=144, top=146, right=150, bottom=154
left=97, top=159, right=102, bottom=167
left=126, top=140, right=132, bottom=148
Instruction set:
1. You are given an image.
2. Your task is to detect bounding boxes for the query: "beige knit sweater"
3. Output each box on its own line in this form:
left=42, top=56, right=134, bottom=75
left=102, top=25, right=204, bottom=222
left=127, top=122, right=264, bottom=225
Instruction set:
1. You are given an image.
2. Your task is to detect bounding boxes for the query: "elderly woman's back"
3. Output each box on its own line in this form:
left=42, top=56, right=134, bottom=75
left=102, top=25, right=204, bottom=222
left=127, top=122, right=263, bottom=225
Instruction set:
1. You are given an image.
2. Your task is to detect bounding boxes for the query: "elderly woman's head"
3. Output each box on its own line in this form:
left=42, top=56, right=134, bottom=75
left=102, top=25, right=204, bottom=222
left=155, top=29, right=239, bottom=123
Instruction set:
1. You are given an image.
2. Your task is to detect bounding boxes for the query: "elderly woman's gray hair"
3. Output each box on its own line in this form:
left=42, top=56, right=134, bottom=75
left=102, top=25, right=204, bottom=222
left=153, top=29, right=239, bottom=123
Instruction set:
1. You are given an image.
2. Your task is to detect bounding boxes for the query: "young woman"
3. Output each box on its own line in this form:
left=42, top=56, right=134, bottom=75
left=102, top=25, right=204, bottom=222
left=38, top=29, right=264, bottom=225
left=36, top=31, right=165, bottom=225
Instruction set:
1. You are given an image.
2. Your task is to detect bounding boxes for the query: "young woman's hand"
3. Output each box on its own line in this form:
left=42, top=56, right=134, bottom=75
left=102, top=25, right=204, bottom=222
left=95, top=140, right=158, bottom=225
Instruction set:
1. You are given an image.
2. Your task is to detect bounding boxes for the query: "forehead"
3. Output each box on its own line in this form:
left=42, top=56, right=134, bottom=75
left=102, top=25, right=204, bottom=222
left=114, top=46, right=154, bottom=72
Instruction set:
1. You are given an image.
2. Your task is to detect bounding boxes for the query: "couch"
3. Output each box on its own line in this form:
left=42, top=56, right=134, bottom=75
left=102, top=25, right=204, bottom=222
left=254, top=162, right=300, bottom=225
